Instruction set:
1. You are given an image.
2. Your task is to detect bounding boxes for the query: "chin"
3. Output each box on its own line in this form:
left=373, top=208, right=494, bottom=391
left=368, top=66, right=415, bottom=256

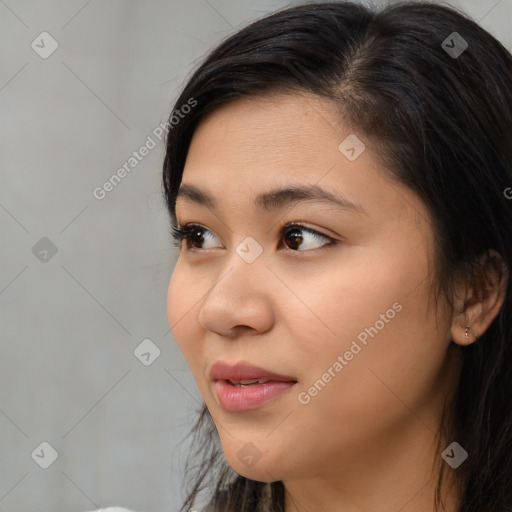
left=218, top=438, right=288, bottom=483
left=226, top=458, right=280, bottom=483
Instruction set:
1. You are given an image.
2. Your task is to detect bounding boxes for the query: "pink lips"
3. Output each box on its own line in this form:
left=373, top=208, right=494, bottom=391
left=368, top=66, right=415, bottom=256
left=210, top=361, right=298, bottom=412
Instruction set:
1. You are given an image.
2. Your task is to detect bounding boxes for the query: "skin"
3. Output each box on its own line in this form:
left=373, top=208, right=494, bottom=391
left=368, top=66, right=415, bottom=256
left=167, top=92, right=506, bottom=512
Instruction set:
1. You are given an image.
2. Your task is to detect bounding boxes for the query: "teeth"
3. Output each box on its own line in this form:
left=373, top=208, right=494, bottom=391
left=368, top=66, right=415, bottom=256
left=239, top=379, right=261, bottom=384
left=228, top=378, right=268, bottom=386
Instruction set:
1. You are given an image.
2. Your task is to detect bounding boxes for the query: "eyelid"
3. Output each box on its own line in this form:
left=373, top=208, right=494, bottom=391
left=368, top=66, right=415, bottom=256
left=172, top=221, right=336, bottom=252
left=282, top=222, right=333, bottom=244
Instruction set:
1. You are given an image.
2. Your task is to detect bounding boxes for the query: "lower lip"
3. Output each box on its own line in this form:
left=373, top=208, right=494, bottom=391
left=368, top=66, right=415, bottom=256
left=214, top=380, right=297, bottom=412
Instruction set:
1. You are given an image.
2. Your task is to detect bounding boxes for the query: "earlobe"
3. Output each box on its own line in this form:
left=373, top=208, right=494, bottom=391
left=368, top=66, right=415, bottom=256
left=450, top=249, right=508, bottom=347
left=462, top=324, right=478, bottom=346
left=451, top=305, right=482, bottom=347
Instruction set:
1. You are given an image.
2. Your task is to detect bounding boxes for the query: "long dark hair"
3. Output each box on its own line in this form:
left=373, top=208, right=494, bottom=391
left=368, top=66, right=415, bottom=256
left=162, top=2, right=512, bottom=511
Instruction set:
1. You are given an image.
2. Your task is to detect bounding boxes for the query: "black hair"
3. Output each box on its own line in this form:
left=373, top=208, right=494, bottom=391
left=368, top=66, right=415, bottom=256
left=162, top=2, right=512, bottom=511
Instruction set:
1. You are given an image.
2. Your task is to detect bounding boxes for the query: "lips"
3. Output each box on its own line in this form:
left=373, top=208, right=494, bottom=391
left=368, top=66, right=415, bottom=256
left=210, top=360, right=297, bottom=384
left=210, top=360, right=298, bottom=412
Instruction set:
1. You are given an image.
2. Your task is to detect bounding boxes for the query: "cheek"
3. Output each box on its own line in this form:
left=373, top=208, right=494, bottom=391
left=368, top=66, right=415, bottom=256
left=284, top=246, right=409, bottom=356
left=295, top=303, right=448, bottom=469
left=167, top=263, right=201, bottom=364
left=294, top=244, right=447, bottom=411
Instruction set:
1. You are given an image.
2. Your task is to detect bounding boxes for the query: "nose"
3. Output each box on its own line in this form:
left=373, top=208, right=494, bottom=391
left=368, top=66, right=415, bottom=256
left=197, top=254, right=275, bottom=338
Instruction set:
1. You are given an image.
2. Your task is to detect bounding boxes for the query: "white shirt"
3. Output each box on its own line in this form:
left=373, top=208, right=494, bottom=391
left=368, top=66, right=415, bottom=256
left=88, top=505, right=203, bottom=511
left=87, top=508, right=136, bottom=512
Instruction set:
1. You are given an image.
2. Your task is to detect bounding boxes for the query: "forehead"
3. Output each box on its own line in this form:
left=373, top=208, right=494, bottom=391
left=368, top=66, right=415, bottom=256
left=184, top=92, right=343, bottom=171
left=180, top=93, right=372, bottom=203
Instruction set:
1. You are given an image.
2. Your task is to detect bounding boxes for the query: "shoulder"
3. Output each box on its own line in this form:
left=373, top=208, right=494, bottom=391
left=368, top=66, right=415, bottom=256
left=86, top=508, right=207, bottom=512
left=87, top=508, right=138, bottom=512
left=87, top=506, right=210, bottom=512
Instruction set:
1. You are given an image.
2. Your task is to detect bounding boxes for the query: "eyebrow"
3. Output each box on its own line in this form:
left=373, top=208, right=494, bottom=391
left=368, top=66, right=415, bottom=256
left=175, top=183, right=365, bottom=214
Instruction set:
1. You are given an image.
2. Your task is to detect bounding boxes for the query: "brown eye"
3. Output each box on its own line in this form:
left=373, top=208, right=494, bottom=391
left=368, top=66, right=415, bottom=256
left=282, top=224, right=332, bottom=251
left=172, top=222, right=334, bottom=252
left=172, top=224, right=221, bottom=250
left=189, top=227, right=206, bottom=248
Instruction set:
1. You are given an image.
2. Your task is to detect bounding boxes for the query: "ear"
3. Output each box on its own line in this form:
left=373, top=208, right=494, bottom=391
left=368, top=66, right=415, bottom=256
left=451, top=249, right=508, bottom=346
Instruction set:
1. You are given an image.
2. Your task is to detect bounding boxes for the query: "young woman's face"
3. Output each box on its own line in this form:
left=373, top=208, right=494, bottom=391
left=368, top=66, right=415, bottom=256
left=167, top=92, right=458, bottom=486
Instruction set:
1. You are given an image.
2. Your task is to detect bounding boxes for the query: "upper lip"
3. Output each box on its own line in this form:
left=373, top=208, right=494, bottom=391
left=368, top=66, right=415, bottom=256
left=210, top=360, right=297, bottom=383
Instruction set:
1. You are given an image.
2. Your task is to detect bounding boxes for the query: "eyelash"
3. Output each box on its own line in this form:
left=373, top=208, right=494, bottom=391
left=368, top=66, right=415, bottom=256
left=171, top=222, right=336, bottom=252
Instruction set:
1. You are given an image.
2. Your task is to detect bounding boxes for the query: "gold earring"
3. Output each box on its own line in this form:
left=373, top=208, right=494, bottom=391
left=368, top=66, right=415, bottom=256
left=465, top=325, right=471, bottom=341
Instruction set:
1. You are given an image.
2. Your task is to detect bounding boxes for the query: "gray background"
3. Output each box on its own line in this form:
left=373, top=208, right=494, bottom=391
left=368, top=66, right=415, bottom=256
left=1, top=0, right=511, bottom=511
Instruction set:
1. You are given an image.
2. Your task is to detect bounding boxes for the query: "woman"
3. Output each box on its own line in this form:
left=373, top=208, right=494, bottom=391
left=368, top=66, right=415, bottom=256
left=164, top=1, right=512, bottom=511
